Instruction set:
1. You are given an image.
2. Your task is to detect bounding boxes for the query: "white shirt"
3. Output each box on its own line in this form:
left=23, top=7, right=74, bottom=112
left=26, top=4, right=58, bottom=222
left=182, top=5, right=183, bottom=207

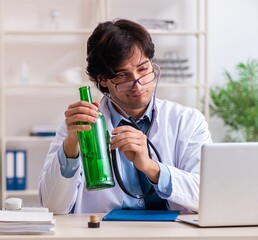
left=39, top=97, right=212, bottom=214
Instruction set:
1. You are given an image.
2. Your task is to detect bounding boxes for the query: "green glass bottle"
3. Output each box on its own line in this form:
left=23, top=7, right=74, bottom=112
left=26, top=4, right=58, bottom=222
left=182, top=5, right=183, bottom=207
left=77, top=86, right=115, bottom=190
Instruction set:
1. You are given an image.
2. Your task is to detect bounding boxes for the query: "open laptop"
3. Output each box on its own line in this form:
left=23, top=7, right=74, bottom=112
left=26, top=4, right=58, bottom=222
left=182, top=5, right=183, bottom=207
left=177, top=142, right=258, bottom=227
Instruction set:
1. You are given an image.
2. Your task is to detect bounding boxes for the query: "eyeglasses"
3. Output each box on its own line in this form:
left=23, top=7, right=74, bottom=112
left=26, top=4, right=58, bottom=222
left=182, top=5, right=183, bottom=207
left=110, top=67, right=157, bottom=92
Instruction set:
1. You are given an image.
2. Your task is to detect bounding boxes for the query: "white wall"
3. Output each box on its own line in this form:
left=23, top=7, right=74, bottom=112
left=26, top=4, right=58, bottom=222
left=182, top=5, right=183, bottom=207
left=208, top=0, right=258, bottom=141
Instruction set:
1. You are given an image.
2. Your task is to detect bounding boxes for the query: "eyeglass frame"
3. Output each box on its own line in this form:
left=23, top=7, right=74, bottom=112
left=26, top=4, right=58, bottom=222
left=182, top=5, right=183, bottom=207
left=109, top=63, right=160, bottom=92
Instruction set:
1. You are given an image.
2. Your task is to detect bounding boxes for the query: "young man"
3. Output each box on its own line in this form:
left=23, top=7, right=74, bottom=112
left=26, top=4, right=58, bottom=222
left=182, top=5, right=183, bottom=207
left=39, top=19, right=212, bottom=214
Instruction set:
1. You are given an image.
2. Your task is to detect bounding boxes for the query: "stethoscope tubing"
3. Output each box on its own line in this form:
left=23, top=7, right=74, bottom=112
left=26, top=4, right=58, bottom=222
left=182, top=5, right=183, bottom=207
left=111, top=112, right=162, bottom=199
left=99, top=63, right=162, bottom=199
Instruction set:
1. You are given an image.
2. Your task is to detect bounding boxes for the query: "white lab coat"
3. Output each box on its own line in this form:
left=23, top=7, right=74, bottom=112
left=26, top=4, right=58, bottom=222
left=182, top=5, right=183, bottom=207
left=39, top=97, right=212, bottom=214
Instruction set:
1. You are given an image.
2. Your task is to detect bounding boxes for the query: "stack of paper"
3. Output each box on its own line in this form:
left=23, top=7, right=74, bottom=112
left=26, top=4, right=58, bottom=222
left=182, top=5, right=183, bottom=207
left=0, top=210, right=55, bottom=234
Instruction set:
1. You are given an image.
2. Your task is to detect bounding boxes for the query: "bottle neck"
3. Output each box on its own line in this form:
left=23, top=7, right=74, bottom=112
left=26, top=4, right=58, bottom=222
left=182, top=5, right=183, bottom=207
left=79, top=86, right=92, bottom=103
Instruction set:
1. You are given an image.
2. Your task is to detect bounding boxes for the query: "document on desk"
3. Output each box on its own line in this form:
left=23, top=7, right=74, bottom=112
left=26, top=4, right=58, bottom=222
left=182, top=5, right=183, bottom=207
left=103, top=209, right=179, bottom=221
left=0, top=210, right=55, bottom=234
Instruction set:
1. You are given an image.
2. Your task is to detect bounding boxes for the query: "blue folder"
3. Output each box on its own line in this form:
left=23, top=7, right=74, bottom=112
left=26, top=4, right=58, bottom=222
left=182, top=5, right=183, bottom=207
left=102, top=209, right=179, bottom=222
left=15, top=150, right=26, bottom=190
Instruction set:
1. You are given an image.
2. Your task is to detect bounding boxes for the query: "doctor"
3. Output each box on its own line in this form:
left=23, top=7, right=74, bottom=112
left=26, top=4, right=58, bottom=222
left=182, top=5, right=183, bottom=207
left=39, top=19, right=212, bottom=214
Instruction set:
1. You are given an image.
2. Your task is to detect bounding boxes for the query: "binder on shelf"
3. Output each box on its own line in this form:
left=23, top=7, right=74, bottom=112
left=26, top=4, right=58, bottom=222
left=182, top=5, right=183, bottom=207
left=5, top=150, right=27, bottom=191
left=15, top=151, right=26, bottom=190
left=6, top=151, right=15, bottom=190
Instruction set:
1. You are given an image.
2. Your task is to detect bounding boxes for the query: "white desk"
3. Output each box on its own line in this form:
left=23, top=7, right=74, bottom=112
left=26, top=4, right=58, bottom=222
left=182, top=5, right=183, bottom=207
left=1, top=214, right=258, bottom=240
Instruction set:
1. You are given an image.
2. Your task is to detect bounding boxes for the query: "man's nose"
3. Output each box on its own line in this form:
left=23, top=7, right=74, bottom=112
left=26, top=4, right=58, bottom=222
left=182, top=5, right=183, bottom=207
left=131, top=71, right=141, bottom=81
left=131, top=72, right=142, bottom=90
left=132, top=79, right=142, bottom=91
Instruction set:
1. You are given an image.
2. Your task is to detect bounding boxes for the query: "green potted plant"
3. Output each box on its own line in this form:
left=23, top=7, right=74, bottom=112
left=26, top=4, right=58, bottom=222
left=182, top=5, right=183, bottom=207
left=209, top=59, right=258, bottom=142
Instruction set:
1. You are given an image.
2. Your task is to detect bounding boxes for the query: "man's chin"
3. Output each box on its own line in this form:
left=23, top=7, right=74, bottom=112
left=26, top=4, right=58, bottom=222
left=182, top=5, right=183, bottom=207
left=126, top=100, right=150, bottom=111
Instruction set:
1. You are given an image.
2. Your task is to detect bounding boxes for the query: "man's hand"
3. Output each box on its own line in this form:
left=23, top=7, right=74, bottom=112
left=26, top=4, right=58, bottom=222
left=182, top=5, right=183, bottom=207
left=111, top=125, right=160, bottom=183
left=63, top=101, right=99, bottom=158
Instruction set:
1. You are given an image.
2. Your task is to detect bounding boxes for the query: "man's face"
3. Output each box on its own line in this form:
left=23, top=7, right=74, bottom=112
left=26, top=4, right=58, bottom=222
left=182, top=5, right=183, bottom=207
left=101, top=47, right=155, bottom=118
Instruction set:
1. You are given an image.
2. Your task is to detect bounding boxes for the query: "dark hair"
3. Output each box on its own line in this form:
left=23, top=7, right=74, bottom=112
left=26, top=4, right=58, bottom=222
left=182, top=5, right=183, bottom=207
left=86, top=19, right=155, bottom=93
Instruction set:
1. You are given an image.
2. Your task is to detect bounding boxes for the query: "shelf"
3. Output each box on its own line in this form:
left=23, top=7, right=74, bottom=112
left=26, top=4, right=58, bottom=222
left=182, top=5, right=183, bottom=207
left=5, top=136, right=54, bottom=143
left=3, top=29, right=206, bottom=36
left=6, top=189, right=39, bottom=197
left=4, top=82, right=206, bottom=89
left=3, top=28, right=93, bottom=36
left=158, top=83, right=207, bottom=88
left=4, top=82, right=86, bottom=88
left=149, top=29, right=206, bottom=36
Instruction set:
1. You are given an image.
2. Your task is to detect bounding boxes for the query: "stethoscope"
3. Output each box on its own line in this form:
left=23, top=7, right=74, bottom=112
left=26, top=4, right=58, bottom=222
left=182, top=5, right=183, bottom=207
left=98, top=63, right=162, bottom=199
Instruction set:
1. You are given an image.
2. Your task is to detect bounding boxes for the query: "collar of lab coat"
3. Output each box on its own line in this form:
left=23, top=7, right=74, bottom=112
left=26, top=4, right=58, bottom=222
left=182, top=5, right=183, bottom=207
left=99, top=96, right=159, bottom=140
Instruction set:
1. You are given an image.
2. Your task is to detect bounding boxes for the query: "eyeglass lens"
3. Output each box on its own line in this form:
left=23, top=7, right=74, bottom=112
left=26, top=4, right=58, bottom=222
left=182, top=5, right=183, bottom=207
left=116, top=71, right=155, bottom=92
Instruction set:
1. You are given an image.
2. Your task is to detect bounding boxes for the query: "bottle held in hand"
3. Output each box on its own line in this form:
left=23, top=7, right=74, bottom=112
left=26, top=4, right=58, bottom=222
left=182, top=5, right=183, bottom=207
left=77, top=86, right=115, bottom=190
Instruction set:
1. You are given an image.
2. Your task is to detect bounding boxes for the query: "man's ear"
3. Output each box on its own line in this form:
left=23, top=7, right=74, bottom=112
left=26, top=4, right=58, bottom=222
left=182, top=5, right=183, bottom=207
left=98, top=78, right=108, bottom=88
